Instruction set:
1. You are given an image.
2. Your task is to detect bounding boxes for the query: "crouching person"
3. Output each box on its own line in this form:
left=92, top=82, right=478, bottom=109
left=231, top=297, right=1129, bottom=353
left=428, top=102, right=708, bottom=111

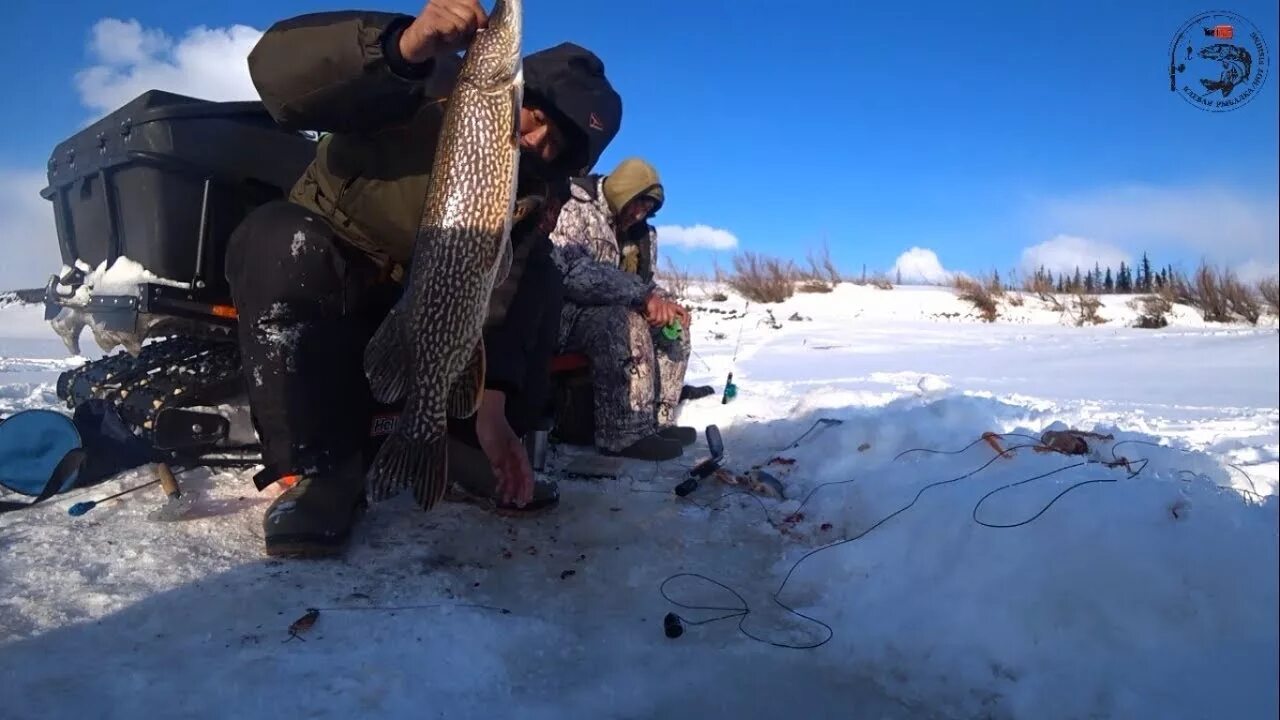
left=224, top=0, right=623, bottom=557
left=549, top=157, right=694, bottom=461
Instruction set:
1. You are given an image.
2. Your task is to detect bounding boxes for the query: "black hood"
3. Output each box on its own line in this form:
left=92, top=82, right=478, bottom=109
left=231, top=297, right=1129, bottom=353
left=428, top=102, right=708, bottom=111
left=522, top=42, right=622, bottom=177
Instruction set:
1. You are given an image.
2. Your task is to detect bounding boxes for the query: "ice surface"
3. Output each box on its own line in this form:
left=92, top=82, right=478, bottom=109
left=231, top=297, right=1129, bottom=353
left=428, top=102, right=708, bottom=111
left=1, top=285, right=1276, bottom=720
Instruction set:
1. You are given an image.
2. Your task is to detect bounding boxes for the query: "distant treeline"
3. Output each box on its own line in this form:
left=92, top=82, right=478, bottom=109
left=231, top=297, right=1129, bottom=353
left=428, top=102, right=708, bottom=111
left=1024, top=253, right=1182, bottom=295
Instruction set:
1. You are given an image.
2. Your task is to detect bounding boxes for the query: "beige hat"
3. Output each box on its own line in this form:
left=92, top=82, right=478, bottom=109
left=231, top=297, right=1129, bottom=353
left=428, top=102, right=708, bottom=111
left=602, top=157, right=664, bottom=216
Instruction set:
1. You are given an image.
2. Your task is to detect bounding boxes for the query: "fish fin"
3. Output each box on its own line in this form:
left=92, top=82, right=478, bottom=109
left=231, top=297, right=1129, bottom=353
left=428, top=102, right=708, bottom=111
left=364, top=306, right=409, bottom=404
left=366, top=430, right=450, bottom=510
left=447, top=341, right=486, bottom=419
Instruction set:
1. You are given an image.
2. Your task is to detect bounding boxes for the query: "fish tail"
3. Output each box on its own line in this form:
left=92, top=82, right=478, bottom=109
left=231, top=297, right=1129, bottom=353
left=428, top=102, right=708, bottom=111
left=364, top=306, right=409, bottom=404
left=366, top=429, right=450, bottom=510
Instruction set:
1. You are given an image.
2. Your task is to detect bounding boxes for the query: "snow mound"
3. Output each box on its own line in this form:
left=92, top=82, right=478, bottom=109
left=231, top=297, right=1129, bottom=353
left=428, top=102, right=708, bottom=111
left=916, top=374, right=950, bottom=393
left=705, top=399, right=1279, bottom=719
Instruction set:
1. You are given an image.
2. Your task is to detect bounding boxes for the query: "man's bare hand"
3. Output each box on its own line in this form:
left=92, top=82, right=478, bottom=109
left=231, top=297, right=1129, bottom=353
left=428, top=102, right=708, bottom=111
left=474, top=390, right=534, bottom=507
left=644, top=293, right=689, bottom=329
left=400, top=0, right=488, bottom=64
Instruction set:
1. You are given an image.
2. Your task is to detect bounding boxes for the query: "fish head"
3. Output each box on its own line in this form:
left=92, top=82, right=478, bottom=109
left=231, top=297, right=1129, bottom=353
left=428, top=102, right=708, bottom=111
left=459, top=0, right=524, bottom=92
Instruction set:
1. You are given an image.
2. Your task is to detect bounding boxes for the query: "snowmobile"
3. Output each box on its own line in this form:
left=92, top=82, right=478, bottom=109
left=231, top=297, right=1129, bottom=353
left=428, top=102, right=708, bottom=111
left=39, top=89, right=318, bottom=470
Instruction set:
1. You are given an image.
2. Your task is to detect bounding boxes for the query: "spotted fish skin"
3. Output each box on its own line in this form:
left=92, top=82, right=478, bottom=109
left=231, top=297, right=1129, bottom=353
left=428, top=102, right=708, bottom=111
left=363, top=0, right=523, bottom=510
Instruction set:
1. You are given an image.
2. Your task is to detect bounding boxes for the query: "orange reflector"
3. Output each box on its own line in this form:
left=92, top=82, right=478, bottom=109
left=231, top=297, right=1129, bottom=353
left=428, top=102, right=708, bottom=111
left=211, top=304, right=238, bottom=319
left=278, top=474, right=301, bottom=489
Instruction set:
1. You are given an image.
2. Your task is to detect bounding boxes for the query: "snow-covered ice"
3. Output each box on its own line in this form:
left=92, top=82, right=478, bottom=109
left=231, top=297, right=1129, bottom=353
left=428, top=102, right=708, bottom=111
left=1, top=284, right=1276, bottom=720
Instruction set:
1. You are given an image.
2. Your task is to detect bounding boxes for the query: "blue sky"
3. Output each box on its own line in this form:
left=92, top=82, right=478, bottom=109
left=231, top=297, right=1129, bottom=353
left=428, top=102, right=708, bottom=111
left=1, top=0, right=1277, bottom=288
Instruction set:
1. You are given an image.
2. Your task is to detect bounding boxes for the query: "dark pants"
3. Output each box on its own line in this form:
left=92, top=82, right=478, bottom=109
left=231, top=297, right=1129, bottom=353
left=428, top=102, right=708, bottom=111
left=225, top=200, right=558, bottom=484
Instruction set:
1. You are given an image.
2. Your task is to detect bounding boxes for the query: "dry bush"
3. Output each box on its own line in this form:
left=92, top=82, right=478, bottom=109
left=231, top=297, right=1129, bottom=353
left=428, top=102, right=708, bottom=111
left=1161, top=263, right=1264, bottom=324
left=1007, top=293, right=1025, bottom=307
left=1023, top=273, right=1054, bottom=297
left=1068, top=294, right=1105, bottom=326
left=1221, top=271, right=1260, bottom=324
left=797, top=242, right=841, bottom=293
left=728, top=251, right=797, bottom=304
left=851, top=269, right=894, bottom=290
left=711, top=257, right=727, bottom=285
left=1132, top=294, right=1172, bottom=328
left=1179, top=262, right=1260, bottom=323
left=983, top=272, right=1006, bottom=298
left=1259, top=277, right=1279, bottom=316
left=798, top=280, right=834, bottom=294
left=708, top=257, right=729, bottom=302
left=1157, top=274, right=1182, bottom=304
left=807, top=243, right=842, bottom=285
left=1188, top=264, right=1231, bottom=322
left=952, top=274, right=998, bottom=322
left=658, top=257, right=691, bottom=300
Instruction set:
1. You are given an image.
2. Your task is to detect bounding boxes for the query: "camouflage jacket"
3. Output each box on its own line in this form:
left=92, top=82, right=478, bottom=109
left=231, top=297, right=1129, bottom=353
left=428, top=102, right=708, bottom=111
left=548, top=175, right=667, bottom=345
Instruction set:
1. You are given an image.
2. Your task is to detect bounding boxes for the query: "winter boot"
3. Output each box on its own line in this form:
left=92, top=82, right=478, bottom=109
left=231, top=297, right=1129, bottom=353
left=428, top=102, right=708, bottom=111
left=680, top=385, right=716, bottom=402
left=658, top=426, right=698, bottom=446
left=445, top=436, right=560, bottom=517
left=262, top=456, right=367, bottom=559
left=602, top=433, right=684, bottom=461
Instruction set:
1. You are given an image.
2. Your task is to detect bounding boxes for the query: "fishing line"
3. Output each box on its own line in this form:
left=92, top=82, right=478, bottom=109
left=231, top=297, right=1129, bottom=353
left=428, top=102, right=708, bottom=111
left=729, top=300, right=751, bottom=366
left=689, top=347, right=715, bottom=373
left=657, top=432, right=1237, bottom=650
left=891, top=432, right=1043, bottom=462
left=280, top=601, right=515, bottom=641
left=307, top=602, right=512, bottom=615
left=778, top=418, right=844, bottom=452
left=719, top=301, right=751, bottom=404
left=1109, top=438, right=1261, bottom=497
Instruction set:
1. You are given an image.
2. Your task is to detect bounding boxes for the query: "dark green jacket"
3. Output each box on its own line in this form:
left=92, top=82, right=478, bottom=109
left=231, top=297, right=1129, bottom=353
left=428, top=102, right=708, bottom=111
left=247, top=11, right=458, bottom=272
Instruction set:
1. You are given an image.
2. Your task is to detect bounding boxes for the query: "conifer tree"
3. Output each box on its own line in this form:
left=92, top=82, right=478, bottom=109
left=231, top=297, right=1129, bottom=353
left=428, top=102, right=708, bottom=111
left=1117, top=262, right=1132, bottom=292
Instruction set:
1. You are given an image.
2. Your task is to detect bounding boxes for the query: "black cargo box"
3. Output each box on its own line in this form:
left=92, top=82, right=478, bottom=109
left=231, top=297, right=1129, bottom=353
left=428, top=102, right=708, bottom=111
left=41, top=89, right=317, bottom=301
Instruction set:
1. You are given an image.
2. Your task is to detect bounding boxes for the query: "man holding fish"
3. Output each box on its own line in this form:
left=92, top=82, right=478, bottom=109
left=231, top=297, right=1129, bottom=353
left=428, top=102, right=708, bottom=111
left=225, top=0, right=621, bottom=557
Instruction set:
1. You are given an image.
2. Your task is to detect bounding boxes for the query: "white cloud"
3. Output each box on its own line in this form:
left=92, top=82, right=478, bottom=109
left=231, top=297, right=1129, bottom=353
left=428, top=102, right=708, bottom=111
left=1232, top=258, right=1280, bottom=284
left=74, top=18, right=263, bottom=119
left=889, top=247, right=953, bottom=285
left=1029, top=182, right=1279, bottom=276
left=0, top=169, right=64, bottom=290
left=1020, top=234, right=1131, bottom=275
left=0, top=18, right=266, bottom=290
left=654, top=224, right=739, bottom=251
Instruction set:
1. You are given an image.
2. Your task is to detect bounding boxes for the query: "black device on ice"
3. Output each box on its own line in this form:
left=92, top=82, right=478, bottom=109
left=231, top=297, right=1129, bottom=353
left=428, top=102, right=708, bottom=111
left=674, top=424, right=724, bottom=497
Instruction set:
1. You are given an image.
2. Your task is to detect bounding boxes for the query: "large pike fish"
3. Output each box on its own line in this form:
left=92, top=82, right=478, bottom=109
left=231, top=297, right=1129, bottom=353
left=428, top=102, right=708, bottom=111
left=363, top=0, right=524, bottom=509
